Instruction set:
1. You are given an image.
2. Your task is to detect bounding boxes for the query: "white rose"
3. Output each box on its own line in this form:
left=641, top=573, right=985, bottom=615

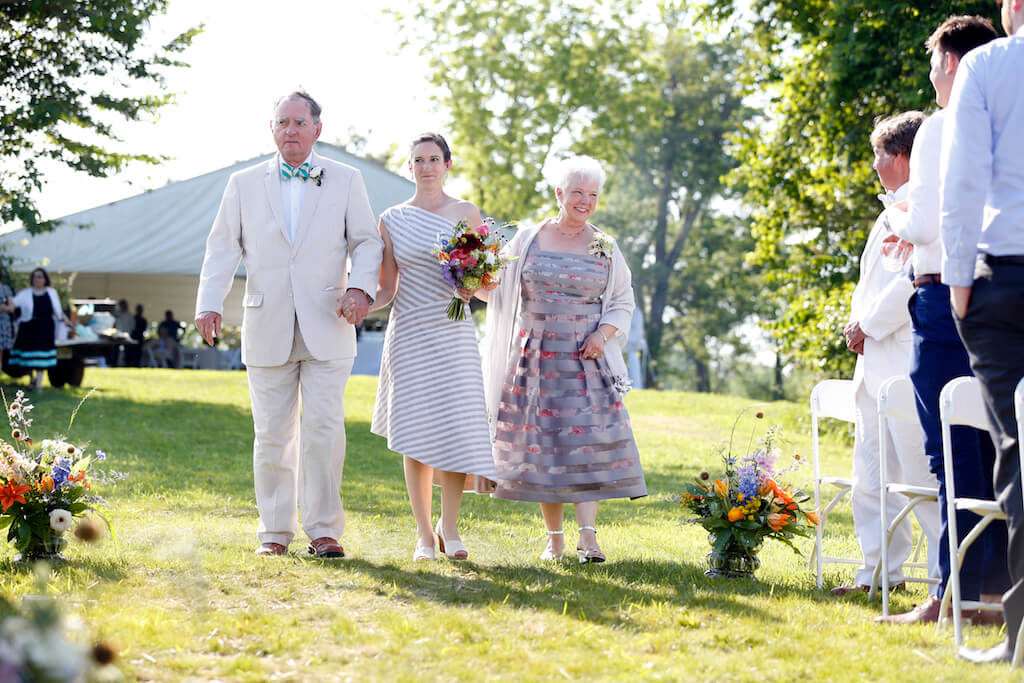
left=49, top=509, right=72, bottom=532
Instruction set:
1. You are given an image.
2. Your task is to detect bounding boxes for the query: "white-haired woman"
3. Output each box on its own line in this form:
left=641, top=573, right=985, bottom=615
left=475, top=155, right=646, bottom=562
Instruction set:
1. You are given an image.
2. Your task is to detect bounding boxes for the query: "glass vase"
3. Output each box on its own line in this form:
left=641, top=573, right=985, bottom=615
left=13, top=532, right=67, bottom=565
left=705, top=533, right=760, bottom=579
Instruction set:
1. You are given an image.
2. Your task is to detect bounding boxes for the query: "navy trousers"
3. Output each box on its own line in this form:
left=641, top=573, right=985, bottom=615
left=908, top=280, right=1009, bottom=601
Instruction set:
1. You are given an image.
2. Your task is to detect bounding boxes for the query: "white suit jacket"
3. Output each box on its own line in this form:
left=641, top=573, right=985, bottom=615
left=849, top=196, right=915, bottom=400
left=196, top=152, right=383, bottom=367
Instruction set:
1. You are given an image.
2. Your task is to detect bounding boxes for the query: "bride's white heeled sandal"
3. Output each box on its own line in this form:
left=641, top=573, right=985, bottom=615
left=435, top=520, right=468, bottom=560
left=540, top=529, right=564, bottom=561
left=576, top=526, right=605, bottom=564
left=413, top=538, right=435, bottom=562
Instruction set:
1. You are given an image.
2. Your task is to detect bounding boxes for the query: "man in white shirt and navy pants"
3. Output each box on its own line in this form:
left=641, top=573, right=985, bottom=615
left=879, top=15, right=1007, bottom=626
left=940, top=0, right=1024, bottom=663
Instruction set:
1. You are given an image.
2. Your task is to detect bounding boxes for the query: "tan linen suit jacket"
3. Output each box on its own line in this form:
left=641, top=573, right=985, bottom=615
left=196, top=152, right=383, bottom=367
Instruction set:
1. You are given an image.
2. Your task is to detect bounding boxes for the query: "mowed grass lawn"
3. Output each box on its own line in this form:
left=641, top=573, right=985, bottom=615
left=0, top=369, right=1014, bottom=681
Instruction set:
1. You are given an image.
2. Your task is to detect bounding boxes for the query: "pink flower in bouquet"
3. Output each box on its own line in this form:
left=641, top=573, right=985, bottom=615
left=476, top=224, right=490, bottom=237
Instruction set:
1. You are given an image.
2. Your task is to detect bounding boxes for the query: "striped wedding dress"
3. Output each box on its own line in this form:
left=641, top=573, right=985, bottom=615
left=371, top=205, right=496, bottom=490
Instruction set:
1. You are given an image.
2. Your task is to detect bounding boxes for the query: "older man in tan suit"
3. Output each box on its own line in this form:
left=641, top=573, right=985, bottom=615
left=196, top=91, right=383, bottom=558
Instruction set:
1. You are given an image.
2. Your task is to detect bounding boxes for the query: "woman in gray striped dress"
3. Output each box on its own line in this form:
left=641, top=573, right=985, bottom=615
left=479, top=156, right=646, bottom=563
left=370, top=133, right=496, bottom=562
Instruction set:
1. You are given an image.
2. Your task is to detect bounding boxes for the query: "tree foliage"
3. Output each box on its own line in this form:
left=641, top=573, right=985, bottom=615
left=704, top=0, right=1000, bottom=376
left=402, top=1, right=754, bottom=390
left=0, top=0, right=200, bottom=233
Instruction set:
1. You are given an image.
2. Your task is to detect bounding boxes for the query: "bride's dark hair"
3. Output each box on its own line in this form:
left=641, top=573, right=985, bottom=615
left=409, top=132, right=451, bottom=163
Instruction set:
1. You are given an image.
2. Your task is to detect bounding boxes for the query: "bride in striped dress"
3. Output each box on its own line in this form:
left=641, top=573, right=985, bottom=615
left=370, top=132, right=497, bottom=562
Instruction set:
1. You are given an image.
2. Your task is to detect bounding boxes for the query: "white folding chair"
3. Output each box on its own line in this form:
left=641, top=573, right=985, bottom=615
left=810, top=379, right=860, bottom=588
left=870, top=375, right=940, bottom=614
left=936, top=377, right=1005, bottom=647
left=1013, top=377, right=1024, bottom=669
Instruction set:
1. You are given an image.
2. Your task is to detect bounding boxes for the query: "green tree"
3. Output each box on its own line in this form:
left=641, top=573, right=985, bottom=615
left=705, top=0, right=1000, bottom=377
left=1, top=0, right=200, bottom=233
left=398, top=0, right=642, bottom=220
left=402, top=1, right=752, bottom=389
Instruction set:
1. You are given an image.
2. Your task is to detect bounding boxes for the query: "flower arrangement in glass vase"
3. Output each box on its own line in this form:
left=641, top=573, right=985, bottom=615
left=678, top=409, right=819, bottom=579
left=0, top=391, right=119, bottom=564
left=433, top=217, right=516, bottom=321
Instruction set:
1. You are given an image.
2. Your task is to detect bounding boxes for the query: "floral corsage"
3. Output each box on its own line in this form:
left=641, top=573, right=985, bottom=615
left=309, top=166, right=325, bottom=187
left=588, top=232, right=614, bottom=259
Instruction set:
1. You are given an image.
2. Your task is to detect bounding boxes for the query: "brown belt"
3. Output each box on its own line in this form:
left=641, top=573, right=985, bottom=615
left=912, top=273, right=942, bottom=288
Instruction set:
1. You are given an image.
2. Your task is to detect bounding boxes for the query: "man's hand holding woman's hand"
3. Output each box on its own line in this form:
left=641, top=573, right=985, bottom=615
left=337, top=289, right=371, bottom=325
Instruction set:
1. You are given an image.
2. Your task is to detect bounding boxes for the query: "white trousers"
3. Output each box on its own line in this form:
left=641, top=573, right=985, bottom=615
left=852, top=383, right=943, bottom=590
left=246, top=321, right=353, bottom=546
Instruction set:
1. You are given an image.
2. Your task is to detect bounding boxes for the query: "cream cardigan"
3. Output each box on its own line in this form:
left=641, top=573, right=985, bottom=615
left=12, top=286, right=62, bottom=325
left=480, top=220, right=635, bottom=423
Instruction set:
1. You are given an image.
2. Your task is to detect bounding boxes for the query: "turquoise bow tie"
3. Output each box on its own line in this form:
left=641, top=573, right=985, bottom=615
left=281, top=161, right=310, bottom=181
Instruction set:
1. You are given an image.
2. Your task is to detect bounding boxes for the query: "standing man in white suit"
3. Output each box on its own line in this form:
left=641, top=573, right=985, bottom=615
left=834, top=111, right=942, bottom=596
left=196, top=91, right=383, bottom=558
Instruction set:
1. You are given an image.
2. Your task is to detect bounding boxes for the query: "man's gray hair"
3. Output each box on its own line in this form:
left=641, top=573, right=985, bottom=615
left=273, top=90, right=322, bottom=122
left=552, top=155, right=607, bottom=195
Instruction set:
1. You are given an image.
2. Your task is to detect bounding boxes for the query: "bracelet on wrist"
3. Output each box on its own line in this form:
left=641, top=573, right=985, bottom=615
left=598, top=330, right=608, bottom=343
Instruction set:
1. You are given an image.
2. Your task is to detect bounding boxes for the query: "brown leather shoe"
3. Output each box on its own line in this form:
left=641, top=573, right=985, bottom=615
left=830, top=582, right=905, bottom=596
left=875, top=595, right=940, bottom=624
left=968, top=608, right=1005, bottom=627
left=255, top=542, right=287, bottom=557
left=307, top=537, right=344, bottom=559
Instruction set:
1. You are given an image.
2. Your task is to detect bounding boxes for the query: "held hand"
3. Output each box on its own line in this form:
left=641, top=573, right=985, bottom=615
left=880, top=233, right=914, bottom=266
left=844, top=321, right=866, bottom=352
left=196, top=311, right=222, bottom=347
left=338, top=289, right=371, bottom=325
left=579, top=331, right=606, bottom=360
left=456, top=288, right=475, bottom=303
left=951, top=285, right=972, bottom=319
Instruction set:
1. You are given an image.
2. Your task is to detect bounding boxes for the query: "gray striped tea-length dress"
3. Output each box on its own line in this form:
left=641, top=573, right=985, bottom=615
left=371, top=205, right=496, bottom=490
left=492, top=242, right=647, bottom=503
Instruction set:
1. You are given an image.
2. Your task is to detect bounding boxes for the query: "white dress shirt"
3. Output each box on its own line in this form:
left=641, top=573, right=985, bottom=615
left=940, top=26, right=1024, bottom=287
left=279, top=153, right=312, bottom=245
left=888, top=110, right=944, bottom=276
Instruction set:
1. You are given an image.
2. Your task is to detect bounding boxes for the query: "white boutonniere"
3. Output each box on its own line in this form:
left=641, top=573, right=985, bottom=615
left=588, top=232, right=614, bottom=259
left=309, top=166, right=324, bottom=187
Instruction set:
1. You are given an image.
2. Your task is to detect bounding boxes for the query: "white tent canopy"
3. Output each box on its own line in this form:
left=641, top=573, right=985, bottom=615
left=1, top=143, right=413, bottom=326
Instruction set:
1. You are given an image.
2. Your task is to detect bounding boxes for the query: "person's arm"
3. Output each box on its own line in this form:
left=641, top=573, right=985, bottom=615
left=196, top=174, right=245, bottom=345
left=859, top=272, right=914, bottom=341
left=940, top=53, right=991, bottom=314
left=888, top=114, right=942, bottom=248
left=581, top=237, right=634, bottom=359
left=340, top=170, right=385, bottom=324
left=368, top=218, right=399, bottom=313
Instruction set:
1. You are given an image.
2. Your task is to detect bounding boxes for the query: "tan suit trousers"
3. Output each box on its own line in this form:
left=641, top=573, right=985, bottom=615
left=246, top=319, right=353, bottom=546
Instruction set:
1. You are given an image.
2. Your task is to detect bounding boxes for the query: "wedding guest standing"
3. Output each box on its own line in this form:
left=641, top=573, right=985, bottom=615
left=0, top=267, right=16, bottom=368
left=941, top=0, right=1024, bottom=663
left=369, top=133, right=497, bottom=562
left=479, top=156, right=646, bottom=563
left=877, top=15, right=1006, bottom=626
left=833, top=112, right=943, bottom=596
left=11, top=268, right=66, bottom=392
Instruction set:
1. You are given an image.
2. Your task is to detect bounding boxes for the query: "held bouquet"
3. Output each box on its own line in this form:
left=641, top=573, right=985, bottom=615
left=0, top=391, right=119, bottom=562
left=433, top=217, right=515, bottom=321
left=678, top=411, right=819, bottom=561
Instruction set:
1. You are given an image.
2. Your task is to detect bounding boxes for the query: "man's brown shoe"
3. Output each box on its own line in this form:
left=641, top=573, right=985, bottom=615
left=875, top=595, right=940, bottom=624
left=255, top=542, right=288, bottom=557
left=308, top=537, right=344, bottom=559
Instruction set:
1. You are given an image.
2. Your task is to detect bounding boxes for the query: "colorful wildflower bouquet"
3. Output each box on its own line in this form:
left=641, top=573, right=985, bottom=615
left=433, top=217, right=515, bottom=321
left=0, top=391, right=116, bottom=562
left=679, top=411, right=819, bottom=578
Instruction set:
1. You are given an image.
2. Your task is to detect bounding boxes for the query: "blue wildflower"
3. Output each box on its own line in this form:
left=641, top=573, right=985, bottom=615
left=52, top=457, right=73, bottom=487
